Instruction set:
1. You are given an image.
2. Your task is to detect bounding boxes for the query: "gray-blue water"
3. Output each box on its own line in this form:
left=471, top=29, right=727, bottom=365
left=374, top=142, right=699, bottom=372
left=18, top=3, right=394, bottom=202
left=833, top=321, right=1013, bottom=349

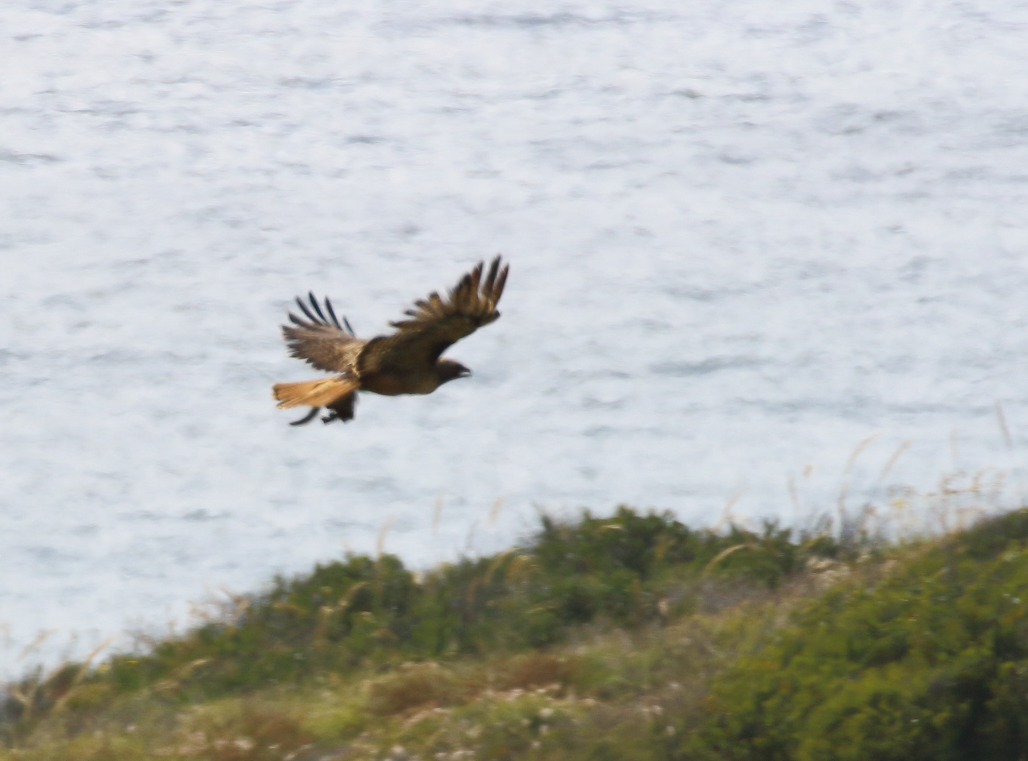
left=3, top=0, right=1028, bottom=674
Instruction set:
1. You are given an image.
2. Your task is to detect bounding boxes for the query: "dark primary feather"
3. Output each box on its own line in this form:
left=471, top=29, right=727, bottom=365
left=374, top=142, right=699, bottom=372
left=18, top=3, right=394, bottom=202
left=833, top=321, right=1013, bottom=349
left=359, top=255, right=508, bottom=375
left=323, top=298, right=354, bottom=334
left=282, top=293, right=365, bottom=373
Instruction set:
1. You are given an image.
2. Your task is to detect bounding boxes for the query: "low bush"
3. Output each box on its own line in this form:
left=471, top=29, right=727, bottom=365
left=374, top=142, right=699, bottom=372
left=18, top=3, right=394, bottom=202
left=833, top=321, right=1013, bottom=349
left=692, top=509, right=1028, bottom=761
left=3, top=506, right=821, bottom=726
left=11, top=506, right=1027, bottom=760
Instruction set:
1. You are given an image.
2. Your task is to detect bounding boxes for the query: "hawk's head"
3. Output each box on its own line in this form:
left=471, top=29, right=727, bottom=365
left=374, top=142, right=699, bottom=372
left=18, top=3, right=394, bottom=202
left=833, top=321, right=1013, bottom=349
left=436, top=360, right=472, bottom=385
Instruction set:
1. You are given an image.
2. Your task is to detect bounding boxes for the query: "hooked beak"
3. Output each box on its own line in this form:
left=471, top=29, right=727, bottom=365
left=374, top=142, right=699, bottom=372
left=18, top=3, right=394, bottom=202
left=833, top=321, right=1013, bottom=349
left=458, top=367, right=472, bottom=379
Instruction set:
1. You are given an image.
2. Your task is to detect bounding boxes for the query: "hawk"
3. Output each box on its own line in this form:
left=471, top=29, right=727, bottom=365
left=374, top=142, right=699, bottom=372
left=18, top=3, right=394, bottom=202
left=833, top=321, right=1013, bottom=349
left=273, top=256, right=509, bottom=425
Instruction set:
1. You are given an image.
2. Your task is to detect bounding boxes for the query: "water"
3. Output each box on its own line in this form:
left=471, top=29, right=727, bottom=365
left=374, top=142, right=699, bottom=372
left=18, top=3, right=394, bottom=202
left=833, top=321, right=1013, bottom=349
left=3, top=0, right=1028, bottom=674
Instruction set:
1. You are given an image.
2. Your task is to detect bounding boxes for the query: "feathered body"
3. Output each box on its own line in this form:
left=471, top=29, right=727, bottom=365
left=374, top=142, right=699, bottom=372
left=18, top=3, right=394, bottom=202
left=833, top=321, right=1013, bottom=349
left=273, top=256, right=508, bottom=425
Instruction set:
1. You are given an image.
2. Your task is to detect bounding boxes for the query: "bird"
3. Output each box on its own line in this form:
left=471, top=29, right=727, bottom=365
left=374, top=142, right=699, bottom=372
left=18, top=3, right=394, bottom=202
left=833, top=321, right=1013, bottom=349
left=272, top=255, right=509, bottom=426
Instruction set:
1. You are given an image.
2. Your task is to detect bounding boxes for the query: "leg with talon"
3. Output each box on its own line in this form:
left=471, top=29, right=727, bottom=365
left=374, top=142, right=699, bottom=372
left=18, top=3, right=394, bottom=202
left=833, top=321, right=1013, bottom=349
left=290, top=407, right=321, bottom=426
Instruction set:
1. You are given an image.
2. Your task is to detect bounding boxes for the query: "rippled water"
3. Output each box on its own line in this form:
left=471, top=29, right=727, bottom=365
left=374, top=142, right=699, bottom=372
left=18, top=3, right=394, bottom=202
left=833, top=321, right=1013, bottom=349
left=3, top=0, right=1028, bottom=673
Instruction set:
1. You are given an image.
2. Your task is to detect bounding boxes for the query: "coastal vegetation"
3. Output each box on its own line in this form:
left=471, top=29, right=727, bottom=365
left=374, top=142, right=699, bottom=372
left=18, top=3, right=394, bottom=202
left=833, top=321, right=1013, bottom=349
left=2, top=502, right=1027, bottom=760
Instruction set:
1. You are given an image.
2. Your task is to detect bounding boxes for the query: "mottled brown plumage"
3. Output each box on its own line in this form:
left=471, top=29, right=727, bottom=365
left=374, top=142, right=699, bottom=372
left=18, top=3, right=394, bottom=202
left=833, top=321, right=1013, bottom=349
left=273, top=256, right=508, bottom=425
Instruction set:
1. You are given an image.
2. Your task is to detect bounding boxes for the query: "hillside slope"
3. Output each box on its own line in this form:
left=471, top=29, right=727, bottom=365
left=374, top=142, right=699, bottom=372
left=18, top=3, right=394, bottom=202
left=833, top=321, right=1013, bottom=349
left=3, top=507, right=1026, bottom=760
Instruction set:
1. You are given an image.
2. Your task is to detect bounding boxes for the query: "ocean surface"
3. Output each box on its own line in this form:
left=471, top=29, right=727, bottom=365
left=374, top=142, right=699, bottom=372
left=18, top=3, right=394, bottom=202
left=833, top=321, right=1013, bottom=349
left=3, top=0, right=1028, bottom=674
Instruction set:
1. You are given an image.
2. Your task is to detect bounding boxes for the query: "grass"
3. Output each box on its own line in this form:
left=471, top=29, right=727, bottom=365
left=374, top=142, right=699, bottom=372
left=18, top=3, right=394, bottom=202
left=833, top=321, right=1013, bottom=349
left=2, top=501, right=1027, bottom=760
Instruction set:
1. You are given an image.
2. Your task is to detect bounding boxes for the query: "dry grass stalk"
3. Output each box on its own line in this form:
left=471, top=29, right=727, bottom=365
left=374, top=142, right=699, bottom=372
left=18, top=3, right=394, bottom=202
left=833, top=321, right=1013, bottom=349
left=701, top=544, right=753, bottom=577
left=487, top=497, right=504, bottom=526
left=376, top=516, right=395, bottom=558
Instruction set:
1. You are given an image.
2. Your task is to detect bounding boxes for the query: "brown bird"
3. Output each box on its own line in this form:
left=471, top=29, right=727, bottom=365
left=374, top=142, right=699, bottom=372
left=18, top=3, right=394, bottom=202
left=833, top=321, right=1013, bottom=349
left=273, top=256, right=509, bottom=425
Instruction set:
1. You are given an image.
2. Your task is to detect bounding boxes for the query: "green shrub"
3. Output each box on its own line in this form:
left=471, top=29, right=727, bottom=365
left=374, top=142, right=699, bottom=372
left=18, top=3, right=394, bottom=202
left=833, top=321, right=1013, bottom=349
left=5, top=506, right=815, bottom=724
left=10, top=506, right=1028, bottom=760
left=693, top=509, right=1028, bottom=761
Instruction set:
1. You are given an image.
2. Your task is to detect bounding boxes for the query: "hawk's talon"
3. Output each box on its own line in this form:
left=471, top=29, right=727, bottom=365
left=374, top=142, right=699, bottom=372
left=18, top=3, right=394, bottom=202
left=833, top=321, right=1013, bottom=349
left=289, top=407, right=320, bottom=426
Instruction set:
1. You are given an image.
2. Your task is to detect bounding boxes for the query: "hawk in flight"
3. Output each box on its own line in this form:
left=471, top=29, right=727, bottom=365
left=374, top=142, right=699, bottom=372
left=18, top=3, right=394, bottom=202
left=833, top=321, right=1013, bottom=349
left=273, top=256, right=509, bottom=425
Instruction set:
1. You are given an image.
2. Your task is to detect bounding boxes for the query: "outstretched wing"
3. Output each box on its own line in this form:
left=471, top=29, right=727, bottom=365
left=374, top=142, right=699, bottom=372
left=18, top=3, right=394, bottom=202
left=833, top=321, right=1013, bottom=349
left=281, top=292, right=366, bottom=373
left=361, top=256, right=509, bottom=374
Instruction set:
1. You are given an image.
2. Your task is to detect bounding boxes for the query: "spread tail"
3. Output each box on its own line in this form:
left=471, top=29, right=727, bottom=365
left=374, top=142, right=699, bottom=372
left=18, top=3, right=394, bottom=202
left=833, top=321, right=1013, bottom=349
left=272, top=375, right=357, bottom=409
